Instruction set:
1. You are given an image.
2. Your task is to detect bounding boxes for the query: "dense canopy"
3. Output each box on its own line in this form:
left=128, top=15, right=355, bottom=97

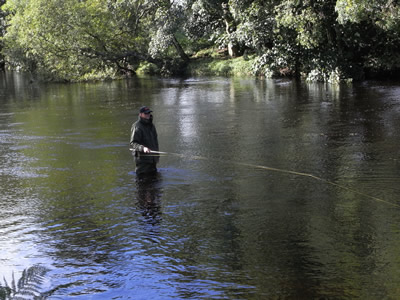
left=1, top=0, right=400, bottom=82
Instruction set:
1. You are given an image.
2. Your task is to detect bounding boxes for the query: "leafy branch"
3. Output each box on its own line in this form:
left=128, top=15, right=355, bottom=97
left=0, top=265, right=49, bottom=300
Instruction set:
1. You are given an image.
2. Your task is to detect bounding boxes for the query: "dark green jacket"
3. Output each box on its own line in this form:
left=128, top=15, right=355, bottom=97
left=130, top=116, right=159, bottom=164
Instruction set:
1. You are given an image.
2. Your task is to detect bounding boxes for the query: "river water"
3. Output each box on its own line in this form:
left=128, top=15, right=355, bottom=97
left=1, top=71, right=400, bottom=299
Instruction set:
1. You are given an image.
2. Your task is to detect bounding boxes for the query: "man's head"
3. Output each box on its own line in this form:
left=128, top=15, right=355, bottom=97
left=139, top=106, right=152, bottom=119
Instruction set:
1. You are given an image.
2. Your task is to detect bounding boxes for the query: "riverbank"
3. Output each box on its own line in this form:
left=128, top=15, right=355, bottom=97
left=184, top=55, right=256, bottom=77
left=135, top=50, right=257, bottom=79
left=140, top=47, right=400, bottom=83
left=141, top=54, right=400, bottom=83
left=5, top=52, right=398, bottom=84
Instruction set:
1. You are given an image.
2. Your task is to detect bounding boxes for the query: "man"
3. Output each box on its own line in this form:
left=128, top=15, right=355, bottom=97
left=130, top=106, right=159, bottom=176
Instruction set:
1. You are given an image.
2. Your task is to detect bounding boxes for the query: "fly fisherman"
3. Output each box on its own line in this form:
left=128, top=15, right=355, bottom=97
left=130, top=106, right=159, bottom=176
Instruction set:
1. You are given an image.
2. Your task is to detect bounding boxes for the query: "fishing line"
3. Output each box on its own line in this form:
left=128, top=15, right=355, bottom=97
left=130, top=149, right=400, bottom=208
left=237, top=162, right=400, bottom=208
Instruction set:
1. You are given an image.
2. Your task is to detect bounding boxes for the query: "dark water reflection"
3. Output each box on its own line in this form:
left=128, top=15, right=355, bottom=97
left=136, top=173, right=163, bottom=225
left=1, top=72, right=400, bottom=299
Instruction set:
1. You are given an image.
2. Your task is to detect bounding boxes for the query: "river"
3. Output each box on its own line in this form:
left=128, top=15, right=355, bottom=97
left=1, top=71, right=400, bottom=299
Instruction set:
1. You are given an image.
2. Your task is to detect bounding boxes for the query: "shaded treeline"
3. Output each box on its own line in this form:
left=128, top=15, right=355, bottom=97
left=0, top=0, right=399, bottom=82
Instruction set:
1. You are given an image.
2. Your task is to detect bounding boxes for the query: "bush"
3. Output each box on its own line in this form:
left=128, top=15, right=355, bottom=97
left=136, top=62, right=160, bottom=75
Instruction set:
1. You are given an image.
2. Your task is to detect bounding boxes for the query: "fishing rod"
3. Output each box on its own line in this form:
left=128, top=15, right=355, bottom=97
left=129, top=148, right=203, bottom=159
left=129, top=148, right=169, bottom=155
left=146, top=150, right=169, bottom=155
left=128, top=148, right=400, bottom=208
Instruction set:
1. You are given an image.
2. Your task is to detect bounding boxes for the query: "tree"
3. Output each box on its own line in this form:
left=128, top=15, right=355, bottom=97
left=335, top=0, right=400, bottom=77
left=0, top=0, right=6, bottom=70
left=2, top=0, right=400, bottom=81
left=229, top=0, right=278, bottom=52
left=148, top=0, right=190, bottom=63
left=2, top=0, right=159, bottom=80
left=187, top=0, right=243, bottom=57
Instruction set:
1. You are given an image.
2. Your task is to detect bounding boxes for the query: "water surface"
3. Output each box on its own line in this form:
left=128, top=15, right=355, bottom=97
left=1, top=72, right=400, bottom=299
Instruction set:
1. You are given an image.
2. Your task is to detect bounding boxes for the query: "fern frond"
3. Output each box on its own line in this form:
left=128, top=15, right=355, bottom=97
left=1, top=265, right=49, bottom=300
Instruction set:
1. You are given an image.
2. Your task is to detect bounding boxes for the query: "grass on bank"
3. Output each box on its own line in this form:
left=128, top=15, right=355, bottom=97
left=186, top=56, right=256, bottom=77
left=136, top=48, right=257, bottom=78
left=186, top=48, right=256, bottom=77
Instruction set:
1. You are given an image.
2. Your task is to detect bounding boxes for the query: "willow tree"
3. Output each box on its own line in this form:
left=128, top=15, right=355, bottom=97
left=2, top=0, right=158, bottom=80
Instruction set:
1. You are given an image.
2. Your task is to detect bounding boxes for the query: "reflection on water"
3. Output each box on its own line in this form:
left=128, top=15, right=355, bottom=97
left=2, top=72, right=400, bottom=299
left=136, top=173, right=163, bottom=225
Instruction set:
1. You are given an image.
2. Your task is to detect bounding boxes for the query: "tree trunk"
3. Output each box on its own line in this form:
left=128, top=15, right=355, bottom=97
left=222, top=2, right=240, bottom=57
left=171, top=35, right=189, bottom=62
left=0, top=52, right=4, bottom=71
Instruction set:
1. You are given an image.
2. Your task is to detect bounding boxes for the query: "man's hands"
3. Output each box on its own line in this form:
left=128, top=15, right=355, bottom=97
left=143, top=146, right=151, bottom=153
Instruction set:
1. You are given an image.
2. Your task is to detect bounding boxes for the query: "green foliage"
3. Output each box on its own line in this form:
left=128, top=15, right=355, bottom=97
left=192, top=47, right=226, bottom=59
left=136, top=61, right=160, bottom=75
left=335, top=0, right=400, bottom=76
left=187, top=55, right=255, bottom=77
left=2, top=0, right=154, bottom=80
left=1, top=0, right=400, bottom=81
left=0, top=0, right=6, bottom=70
left=276, top=2, right=324, bottom=49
